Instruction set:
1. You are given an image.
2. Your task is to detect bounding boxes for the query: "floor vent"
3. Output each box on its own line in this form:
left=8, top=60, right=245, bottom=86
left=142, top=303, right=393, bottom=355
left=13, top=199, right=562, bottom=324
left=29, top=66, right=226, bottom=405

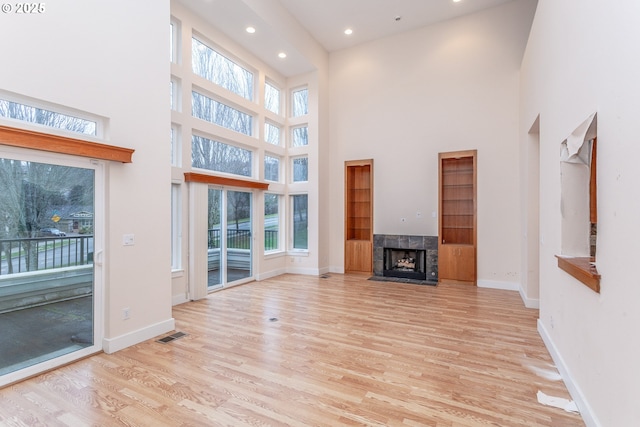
left=157, top=331, right=188, bottom=344
left=320, top=274, right=330, bottom=279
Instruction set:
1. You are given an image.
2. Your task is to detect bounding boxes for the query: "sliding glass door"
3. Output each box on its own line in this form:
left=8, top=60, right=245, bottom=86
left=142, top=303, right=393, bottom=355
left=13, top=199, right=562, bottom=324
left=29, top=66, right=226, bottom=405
left=0, top=151, right=102, bottom=385
left=207, top=187, right=252, bottom=290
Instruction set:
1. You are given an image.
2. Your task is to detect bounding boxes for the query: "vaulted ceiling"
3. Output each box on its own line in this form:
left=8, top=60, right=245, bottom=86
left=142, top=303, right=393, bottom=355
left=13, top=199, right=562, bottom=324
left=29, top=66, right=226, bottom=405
left=177, top=0, right=519, bottom=76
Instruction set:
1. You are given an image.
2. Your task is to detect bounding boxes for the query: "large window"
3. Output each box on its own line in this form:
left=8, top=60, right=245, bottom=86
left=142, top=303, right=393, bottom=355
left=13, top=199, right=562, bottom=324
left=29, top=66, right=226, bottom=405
left=265, top=82, right=280, bottom=114
left=265, top=122, right=280, bottom=145
left=292, top=194, right=308, bottom=250
left=170, top=78, right=180, bottom=111
left=0, top=99, right=97, bottom=136
left=192, top=91, right=253, bottom=136
left=171, top=124, right=181, bottom=166
left=192, top=135, right=252, bottom=177
left=171, top=183, right=182, bottom=270
left=264, top=193, right=280, bottom=252
left=292, top=157, right=308, bottom=182
left=192, top=38, right=253, bottom=101
left=264, top=155, right=280, bottom=182
left=291, top=126, right=308, bottom=147
left=292, top=88, right=308, bottom=117
left=170, top=18, right=180, bottom=63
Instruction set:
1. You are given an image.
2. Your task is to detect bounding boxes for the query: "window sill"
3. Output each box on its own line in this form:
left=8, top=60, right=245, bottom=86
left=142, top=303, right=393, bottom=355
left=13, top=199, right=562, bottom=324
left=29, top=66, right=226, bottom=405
left=556, top=255, right=600, bottom=293
left=264, top=250, right=285, bottom=260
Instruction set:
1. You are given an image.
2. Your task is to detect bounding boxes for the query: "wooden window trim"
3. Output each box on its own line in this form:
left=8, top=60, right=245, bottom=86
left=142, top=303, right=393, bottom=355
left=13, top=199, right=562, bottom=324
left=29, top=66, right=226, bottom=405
left=184, top=172, right=269, bottom=190
left=556, top=255, right=600, bottom=293
left=0, top=124, right=134, bottom=163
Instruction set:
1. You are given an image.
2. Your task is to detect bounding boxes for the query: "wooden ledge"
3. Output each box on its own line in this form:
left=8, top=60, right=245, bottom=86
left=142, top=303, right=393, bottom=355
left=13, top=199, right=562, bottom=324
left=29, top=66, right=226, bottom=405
left=556, top=255, right=600, bottom=293
left=184, top=172, right=269, bottom=190
left=0, top=125, right=134, bottom=163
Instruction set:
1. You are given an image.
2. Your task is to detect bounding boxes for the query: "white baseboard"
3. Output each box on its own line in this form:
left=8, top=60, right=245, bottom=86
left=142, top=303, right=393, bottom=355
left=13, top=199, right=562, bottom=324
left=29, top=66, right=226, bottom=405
left=102, top=318, right=175, bottom=354
left=537, top=320, right=601, bottom=427
left=285, top=266, right=322, bottom=275
left=172, top=293, right=189, bottom=306
left=519, top=285, right=540, bottom=309
left=477, top=279, right=519, bottom=291
left=255, top=268, right=287, bottom=281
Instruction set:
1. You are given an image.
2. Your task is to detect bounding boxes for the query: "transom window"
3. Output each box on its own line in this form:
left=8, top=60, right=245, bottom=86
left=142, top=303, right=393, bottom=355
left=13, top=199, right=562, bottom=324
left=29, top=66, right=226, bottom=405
left=192, top=91, right=253, bottom=136
left=192, top=37, right=254, bottom=101
left=0, top=99, right=97, bottom=136
left=191, top=135, right=252, bottom=177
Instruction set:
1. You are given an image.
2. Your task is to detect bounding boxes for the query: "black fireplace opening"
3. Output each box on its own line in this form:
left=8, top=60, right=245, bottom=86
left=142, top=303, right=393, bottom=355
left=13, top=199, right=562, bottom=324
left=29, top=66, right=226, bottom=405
left=383, top=248, right=427, bottom=280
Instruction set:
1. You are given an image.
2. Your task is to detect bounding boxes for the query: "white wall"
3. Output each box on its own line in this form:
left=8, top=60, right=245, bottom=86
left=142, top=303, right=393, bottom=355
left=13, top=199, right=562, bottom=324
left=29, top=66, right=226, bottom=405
left=520, top=0, right=640, bottom=425
left=0, top=0, right=174, bottom=352
left=328, top=0, right=537, bottom=288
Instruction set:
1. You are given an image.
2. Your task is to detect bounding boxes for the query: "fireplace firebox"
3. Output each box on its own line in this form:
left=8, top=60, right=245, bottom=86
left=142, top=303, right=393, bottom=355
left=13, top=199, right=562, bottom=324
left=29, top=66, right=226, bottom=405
left=383, top=248, right=427, bottom=281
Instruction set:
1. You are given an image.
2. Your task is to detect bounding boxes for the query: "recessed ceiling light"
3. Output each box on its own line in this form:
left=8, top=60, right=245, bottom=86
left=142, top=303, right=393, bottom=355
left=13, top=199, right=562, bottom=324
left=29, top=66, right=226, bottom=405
left=453, top=0, right=462, bottom=3
left=278, top=52, right=287, bottom=59
left=344, top=28, right=353, bottom=35
left=246, top=26, right=256, bottom=34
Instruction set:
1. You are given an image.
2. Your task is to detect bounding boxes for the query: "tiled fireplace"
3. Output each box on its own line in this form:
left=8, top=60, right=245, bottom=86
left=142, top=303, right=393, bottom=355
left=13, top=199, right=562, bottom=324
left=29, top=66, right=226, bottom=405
left=373, top=234, right=438, bottom=283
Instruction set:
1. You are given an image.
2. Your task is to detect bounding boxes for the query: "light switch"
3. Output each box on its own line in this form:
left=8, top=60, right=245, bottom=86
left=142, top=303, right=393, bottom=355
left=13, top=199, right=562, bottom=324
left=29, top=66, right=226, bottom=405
left=123, top=234, right=135, bottom=246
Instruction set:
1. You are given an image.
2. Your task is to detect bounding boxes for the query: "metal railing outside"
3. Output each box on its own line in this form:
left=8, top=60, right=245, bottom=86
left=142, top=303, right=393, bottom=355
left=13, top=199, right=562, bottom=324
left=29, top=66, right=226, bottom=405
left=208, top=229, right=278, bottom=251
left=0, top=235, right=94, bottom=276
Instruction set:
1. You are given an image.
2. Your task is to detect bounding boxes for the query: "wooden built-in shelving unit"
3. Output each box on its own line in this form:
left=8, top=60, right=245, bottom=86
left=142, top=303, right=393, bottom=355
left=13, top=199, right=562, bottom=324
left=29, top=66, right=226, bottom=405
left=345, top=159, right=373, bottom=273
left=438, top=150, right=477, bottom=285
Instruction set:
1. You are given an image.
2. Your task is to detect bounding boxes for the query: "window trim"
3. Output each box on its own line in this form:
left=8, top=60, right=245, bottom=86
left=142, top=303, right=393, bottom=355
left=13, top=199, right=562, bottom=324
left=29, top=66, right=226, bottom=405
left=0, top=124, right=134, bottom=163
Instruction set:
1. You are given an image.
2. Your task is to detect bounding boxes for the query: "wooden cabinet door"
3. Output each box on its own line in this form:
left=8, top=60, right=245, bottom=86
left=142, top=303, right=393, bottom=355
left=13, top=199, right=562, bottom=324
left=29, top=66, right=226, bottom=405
left=345, top=240, right=372, bottom=273
left=438, top=245, right=475, bottom=283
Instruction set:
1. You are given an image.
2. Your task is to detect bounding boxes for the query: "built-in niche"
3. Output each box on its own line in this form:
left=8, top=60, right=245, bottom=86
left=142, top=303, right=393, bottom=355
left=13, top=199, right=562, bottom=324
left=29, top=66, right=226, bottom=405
left=557, top=113, right=600, bottom=292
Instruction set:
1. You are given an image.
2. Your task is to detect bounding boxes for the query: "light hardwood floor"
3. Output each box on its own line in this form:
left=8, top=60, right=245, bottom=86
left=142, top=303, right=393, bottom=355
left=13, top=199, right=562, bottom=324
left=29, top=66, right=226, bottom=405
left=0, top=274, right=585, bottom=426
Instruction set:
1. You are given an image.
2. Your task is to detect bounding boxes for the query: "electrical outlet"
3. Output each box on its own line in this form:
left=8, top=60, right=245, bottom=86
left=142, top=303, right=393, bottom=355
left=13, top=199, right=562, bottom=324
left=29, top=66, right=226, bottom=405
left=122, top=307, right=130, bottom=320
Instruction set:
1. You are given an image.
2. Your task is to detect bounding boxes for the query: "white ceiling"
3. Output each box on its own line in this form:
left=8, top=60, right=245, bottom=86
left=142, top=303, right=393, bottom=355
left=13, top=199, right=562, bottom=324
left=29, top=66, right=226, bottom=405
left=178, top=0, right=518, bottom=77
left=278, top=0, right=516, bottom=52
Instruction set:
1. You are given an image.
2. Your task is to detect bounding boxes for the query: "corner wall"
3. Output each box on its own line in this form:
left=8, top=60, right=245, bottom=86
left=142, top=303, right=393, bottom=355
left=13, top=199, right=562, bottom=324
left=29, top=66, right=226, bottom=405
left=520, top=0, right=640, bottom=425
left=328, top=0, right=537, bottom=289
